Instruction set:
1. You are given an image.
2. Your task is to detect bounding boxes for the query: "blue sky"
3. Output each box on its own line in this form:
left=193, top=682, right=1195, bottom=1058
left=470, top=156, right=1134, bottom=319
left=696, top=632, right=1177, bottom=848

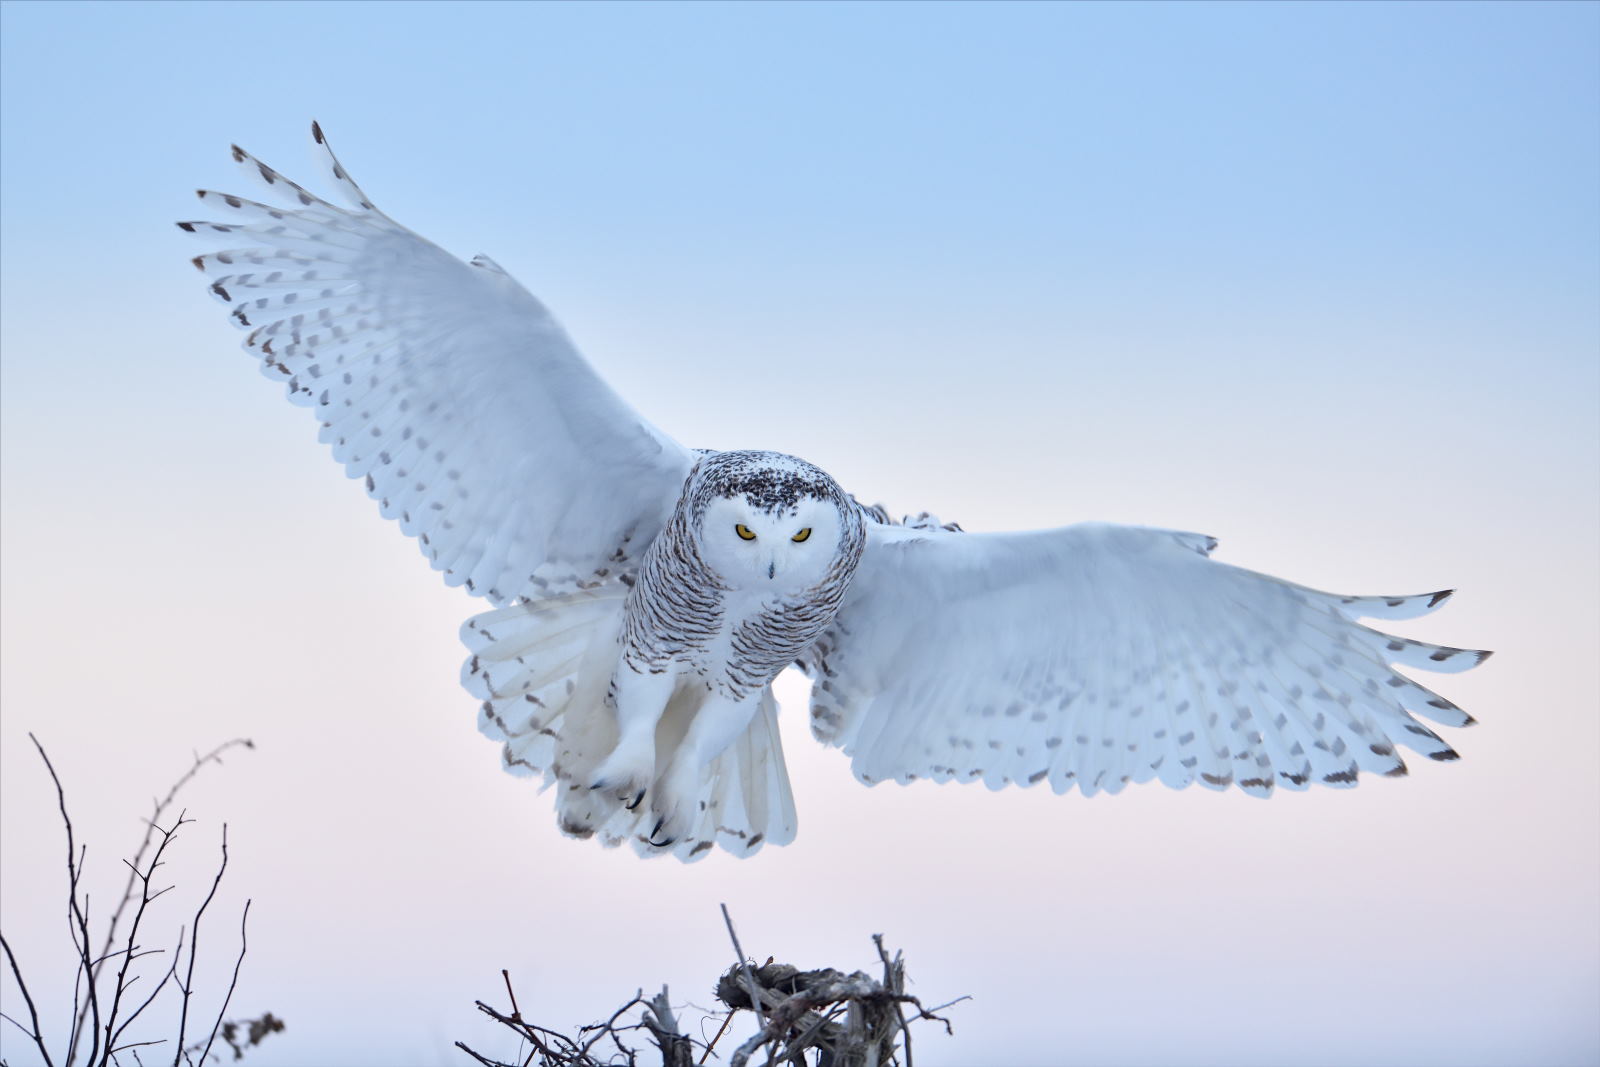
left=2, top=3, right=1596, bottom=1065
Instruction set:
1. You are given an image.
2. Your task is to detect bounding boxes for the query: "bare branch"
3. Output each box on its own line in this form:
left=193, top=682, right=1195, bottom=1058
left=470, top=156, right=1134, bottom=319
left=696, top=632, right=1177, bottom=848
left=874, top=933, right=912, bottom=1067
left=719, top=904, right=765, bottom=1030
left=576, top=990, right=645, bottom=1058
left=698, top=1011, right=734, bottom=1065
left=194, top=899, right=251, bottom=1066
left=0, top=930, right=54, bottom=1066
left=499, top=970, right=522, bottom=1024
left=458, top=925, right=962, bottom=1067
left=106, top=1040, right=167, bottom=1056
left=172, top=825, right=231, bottom=1067
left=108, top=928, right=185, bottom=1056
left=72, top=740, right=253, bottom=1056
left=29, top=733, right=103, bottom=1067
left=8, top=737, right=269, bottom=1067
left=101, top=814, right=188, bottom=1061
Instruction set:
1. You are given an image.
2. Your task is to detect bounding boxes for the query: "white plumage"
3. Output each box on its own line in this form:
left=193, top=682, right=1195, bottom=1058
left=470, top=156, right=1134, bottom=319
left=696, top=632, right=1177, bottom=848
left=184, top=125, right=1490, bottom=861
left=805, top=523, right=1477, bottom=797
left=186, top=131, right=694, bottom=605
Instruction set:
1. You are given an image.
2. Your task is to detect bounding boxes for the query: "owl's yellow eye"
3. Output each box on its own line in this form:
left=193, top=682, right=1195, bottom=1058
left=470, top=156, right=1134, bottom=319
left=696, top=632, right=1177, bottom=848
left=735, top=523, right=757, bottom=541
left=792, top=527, right=812, bottom=543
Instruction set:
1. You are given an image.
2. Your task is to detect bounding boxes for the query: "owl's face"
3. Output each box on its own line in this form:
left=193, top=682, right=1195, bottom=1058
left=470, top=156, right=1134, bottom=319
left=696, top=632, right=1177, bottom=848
left=698, top=494, right=846, bottom=590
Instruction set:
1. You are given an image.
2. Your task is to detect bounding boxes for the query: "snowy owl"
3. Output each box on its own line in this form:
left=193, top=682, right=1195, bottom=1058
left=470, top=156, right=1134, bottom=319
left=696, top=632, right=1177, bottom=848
left=182, top=125, right=1490, bottom=861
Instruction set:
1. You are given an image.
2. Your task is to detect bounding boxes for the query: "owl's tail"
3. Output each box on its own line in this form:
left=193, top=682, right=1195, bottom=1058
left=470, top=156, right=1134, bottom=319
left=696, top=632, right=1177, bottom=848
left=463, top=586, right=627, bottom=783
left=461, top=590, right=797, bottom=862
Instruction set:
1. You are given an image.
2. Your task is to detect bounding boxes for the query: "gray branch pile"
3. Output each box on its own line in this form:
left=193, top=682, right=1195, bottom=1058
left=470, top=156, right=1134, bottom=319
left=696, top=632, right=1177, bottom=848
left=456, top=930, right=963, bottom=1067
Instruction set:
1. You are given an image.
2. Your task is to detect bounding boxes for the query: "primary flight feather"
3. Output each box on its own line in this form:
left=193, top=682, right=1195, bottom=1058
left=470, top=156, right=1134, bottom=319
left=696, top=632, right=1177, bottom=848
left=183, top=124, right=1490, bottom=861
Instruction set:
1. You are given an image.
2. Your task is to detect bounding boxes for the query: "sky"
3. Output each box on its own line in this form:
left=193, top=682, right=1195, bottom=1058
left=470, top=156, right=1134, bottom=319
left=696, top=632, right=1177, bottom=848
left=1, top=1, right=1596, bottom=1064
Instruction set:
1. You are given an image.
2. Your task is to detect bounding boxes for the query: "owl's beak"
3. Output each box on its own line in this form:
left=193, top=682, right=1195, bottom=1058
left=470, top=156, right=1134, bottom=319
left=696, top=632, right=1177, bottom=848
left=767, top=561, right=776, bottom=580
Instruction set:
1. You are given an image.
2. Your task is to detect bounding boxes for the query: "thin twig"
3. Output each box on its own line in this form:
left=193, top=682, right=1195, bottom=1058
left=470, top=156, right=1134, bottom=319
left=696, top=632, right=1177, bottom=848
left=577, top=990, right=645, bottom=1057
left=172, top=825, right=230, bottom=1066
left=453, top=1042, right=502, bottom=1067
left=500, top=969, right=523, bottom=1022
left=698, top=1010, right=734, bottom=1064
left=30, top=733, right=104, bottom=1067
left=71, top=740, right=253, bottom=1059
left=106, top=1039, right=168, bottom=1056
left=463, top=1000, right=575, bottom=1066
left=101, top=814, right=188, bottom=1061
left=108, top=928, right=186, bottom=1058
left=0, top=930, right=54, bottom=1066
left=69, top=882, right=99, bottom=1067
left=718, top=904, right=764, bottom=1030
left=194, top=899, right=251, bottom=1066
left=916, top=995, right=970, bottom=1031
left=873, top=934, right=912, bottom=1067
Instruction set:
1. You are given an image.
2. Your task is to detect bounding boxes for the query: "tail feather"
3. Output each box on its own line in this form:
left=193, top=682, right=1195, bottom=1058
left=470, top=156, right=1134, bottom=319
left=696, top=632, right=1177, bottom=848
left=581, top=688, right=798, bottom=862
left=464, top=592, right=799, bottom=861
left=468, top=589, right=626, bottom=784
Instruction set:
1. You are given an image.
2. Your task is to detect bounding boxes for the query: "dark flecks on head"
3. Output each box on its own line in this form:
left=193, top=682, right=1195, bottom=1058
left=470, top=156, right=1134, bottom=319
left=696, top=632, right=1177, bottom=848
left=694, top=451, right=839, bottom=516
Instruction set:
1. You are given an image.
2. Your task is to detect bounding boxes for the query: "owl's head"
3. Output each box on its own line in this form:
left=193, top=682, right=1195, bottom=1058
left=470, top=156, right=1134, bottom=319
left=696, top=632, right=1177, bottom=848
left=689, top=451, right=861, bottom=588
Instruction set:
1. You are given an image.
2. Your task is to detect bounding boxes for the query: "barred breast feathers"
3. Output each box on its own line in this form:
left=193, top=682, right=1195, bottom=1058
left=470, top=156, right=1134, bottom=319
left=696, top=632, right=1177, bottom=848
left=624, top=450, right=866, bottom=696
left=621, top=496, right=728, bottom=670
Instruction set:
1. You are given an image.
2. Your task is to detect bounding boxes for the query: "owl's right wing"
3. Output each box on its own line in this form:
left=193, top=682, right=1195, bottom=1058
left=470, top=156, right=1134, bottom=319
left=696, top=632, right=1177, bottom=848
left=183, top=124, right=697, bottom=603
left=803, top=521, right=1488, bottom=796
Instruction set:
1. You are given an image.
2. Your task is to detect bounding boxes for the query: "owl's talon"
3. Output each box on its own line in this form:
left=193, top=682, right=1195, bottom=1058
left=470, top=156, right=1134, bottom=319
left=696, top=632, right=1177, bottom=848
left=590, top=743, right=655, bottom=810
left=647, top=815, right=680, bottom=847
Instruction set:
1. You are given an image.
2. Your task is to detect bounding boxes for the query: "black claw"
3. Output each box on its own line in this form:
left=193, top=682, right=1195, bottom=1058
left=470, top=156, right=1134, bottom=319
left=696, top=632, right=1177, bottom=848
left=626, top=789, right=645, bottom=811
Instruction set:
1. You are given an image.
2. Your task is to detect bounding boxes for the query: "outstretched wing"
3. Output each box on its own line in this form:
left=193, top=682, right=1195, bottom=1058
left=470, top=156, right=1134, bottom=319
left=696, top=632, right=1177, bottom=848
left=803, top=522, right=1489, bottom=796
left=182, top=123, right=696, bottom=603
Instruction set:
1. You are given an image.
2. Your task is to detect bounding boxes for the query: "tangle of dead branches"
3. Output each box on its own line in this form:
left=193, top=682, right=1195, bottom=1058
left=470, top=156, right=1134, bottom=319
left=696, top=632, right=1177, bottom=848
left=455, top=906, right=965, bottom=1067
left=0, top=734, right=281, bottom=1067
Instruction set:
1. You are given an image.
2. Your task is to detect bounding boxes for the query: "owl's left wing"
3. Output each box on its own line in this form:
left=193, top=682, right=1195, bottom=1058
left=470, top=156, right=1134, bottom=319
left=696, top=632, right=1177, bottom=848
left=802, top=522, right=1488, bottom=796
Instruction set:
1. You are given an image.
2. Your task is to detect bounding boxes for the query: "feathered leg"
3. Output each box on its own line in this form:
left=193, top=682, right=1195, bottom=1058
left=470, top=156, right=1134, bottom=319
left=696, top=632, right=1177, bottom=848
left=647, top=690, right=764, bottom=846
left=589, top=666, right=676, bottom=808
